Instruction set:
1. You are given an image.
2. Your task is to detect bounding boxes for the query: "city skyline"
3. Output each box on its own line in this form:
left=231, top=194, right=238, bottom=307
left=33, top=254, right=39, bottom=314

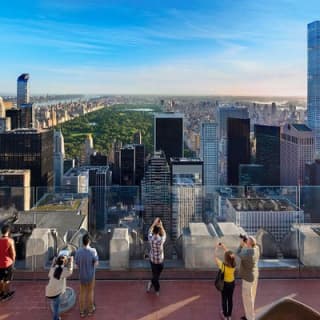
left=0, top=1, right=319, bottom=95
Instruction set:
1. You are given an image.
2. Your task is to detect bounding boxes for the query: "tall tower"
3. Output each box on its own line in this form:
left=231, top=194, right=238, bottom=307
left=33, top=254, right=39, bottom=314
left=217, top=106, right=249, bottom=184
left=308, top=21, right=320, bottom=157
left=280, top=124, right=315, bottom=185
left=227, top=118, right=250, bottom=185
left=255, top=124, right=280, bottom=185
left=154, top=112, right=184, bottom=162
left=53, top=130, right=65, bottom=188
left=17, top=73, right=30, bottom=108
left=81, top=134, right=94, bottom=165
left=141, top=151, right=171, bottom=236
left=200, top=121, right=218, bottom=189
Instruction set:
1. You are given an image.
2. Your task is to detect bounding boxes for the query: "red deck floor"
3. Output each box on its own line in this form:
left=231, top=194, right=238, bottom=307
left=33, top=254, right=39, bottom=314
left=1, top=279, right=320, bottom=319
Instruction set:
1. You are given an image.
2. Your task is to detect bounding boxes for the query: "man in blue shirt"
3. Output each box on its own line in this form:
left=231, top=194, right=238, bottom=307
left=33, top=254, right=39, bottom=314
left=75, top=234, right=99, bottom=318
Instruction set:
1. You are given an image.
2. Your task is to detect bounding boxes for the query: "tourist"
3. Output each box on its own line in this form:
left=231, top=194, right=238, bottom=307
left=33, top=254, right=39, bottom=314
left=75, top=234, right=99, bottom=318
left=215, top=243, right=236, bottom=320
left=146, top=217, right=166, bottom=296
left=0, top=225, right=16, bottom=301
left=46, top=255, right=73, bottom=320
left=236, top=235, right=260, bottom=320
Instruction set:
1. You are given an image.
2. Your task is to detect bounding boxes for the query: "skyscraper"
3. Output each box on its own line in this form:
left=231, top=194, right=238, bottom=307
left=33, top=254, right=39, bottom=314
left=120, top=145, right=135, bottom=186
left=170, top=158, right=203, bottom=239
left=308, top=21, right=320, bottom=156
left=255, top=124, right=280, bottom=185
left=0, top=128, right=54, bottom=187
left=81, top=134, right=94, bottom=165
left=200, top=121, right=218, bottom=189
left=217, top=106, right=249, bottom=184
left=53, top=130, right=65, bottom=188
left=20, top=103, right=34, bottom=128
left=141, top=151, right=171, bottom=236
left=17, top=73, right=30, bottom=108
left=227, top=118, right=250, bottom=185
left=6, top=108, right=21, bottom=130
left=154, top=113, right=184, bottom=161
left=134, top=144, right=145, bottom=185
left=280, top=124, right=315, bottom=185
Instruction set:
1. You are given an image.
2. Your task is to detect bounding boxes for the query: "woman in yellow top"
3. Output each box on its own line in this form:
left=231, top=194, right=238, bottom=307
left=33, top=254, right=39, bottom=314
left=215, top=243, right=236, bottom=320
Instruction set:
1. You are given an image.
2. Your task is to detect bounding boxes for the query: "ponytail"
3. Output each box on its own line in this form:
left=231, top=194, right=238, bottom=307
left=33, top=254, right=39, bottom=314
left=53, top=256, right=65, bottom=280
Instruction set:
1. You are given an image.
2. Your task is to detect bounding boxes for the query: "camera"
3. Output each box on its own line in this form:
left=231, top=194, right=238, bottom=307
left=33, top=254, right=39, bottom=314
left=58, top=249, right=70, bottom=257
left=240, top=234, right=248, bottom=242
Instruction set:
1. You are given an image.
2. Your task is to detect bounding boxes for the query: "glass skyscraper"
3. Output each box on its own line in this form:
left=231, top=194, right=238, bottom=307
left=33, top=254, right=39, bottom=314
left=308, top=21, right=320, bottom=156
left=200, top=121, right=218, bottom=188
left=17, top=73, right=30, bottom=108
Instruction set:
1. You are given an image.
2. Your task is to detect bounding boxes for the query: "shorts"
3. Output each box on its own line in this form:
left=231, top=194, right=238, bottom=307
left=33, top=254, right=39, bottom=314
left=0, top=265, right=13, bottom=282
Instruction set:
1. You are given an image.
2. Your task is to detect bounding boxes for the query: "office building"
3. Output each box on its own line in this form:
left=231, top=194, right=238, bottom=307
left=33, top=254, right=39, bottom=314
left=0, top=129, right=54, bottom=187
left=20, top=103, right=35, bottom=128
left=154, top=112, right=184, bottom=161
left=239, top=164, right=265, bottom=186
left=6, top=108, right=21, bottom=129
left=119, top=144, right=145, bottom=186
left=308, top=21, right=320, bottom=156
left=304, top=160, right=320, bottom=223
left=64, top=159, right=75, bottom=173
left=227, top=118, right=250, bottom=185
left=0, top=97, right=10, bottom=133
left=90, top=152, right=107, bottom=166
left=0, top=169, right=31, bottom=211
left=226, top=197, right=304, bottom=242
left=134, top=144, right=145, bottom=185
left=120, top=145, right=135, bottom=186
left=200, top=121, right=218, bottom=189
left=170, top=158, right=203, bottom=239
left=80, top=134, right=94, bottom=165
left=17, top=73, right=30, bottom=108
left=141, top=151, right=171, bottom=236
left=280, top=124, right=315, bottom=185
left=133, top=131, right=142, bottom=144
left=53, top=130, right=65, bottom=188
left=217, top=106, right=249, bottom=184
left=255, top=124, right=280, bottom=185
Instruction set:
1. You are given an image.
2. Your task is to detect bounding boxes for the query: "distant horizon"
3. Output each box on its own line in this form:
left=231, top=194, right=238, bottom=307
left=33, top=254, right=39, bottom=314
left=0, top=92, right=307, bottom=100
left=0, top=1, right=319, bottom=95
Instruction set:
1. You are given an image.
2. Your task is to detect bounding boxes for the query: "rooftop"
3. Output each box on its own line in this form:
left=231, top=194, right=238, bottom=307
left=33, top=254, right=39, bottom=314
left=228, top=198, right=299, bottom=212
left=2, top=278, right=319, bottom=319
left=32, top=194, right=83, bottom=211
left=291, top=123, right=312, bottom=132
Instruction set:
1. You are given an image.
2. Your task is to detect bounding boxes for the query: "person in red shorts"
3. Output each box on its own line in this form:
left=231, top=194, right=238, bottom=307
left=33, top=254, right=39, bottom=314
left=0, top=225, right=16, bottom=301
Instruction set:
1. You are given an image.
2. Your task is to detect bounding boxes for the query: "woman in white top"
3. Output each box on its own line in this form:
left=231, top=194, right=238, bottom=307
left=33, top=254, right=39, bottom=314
left=46, top=255, right=73, bottom=320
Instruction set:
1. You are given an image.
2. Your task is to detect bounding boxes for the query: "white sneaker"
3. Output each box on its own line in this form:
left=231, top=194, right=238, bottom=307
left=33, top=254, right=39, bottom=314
left=155, top=291, right=160, bottom=296
left=146, top=281, right=152, bottom=292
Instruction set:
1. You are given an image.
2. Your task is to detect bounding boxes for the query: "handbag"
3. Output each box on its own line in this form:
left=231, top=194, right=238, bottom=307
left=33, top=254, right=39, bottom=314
left=214, top=263, right=225, bottom=291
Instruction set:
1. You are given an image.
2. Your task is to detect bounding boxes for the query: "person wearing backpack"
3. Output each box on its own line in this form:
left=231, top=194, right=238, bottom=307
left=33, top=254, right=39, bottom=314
left=215, top=243, right=236, bottom=320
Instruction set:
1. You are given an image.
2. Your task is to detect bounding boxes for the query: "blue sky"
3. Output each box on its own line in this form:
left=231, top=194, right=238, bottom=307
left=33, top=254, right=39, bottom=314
left=0, top=0, right=319, bottom=95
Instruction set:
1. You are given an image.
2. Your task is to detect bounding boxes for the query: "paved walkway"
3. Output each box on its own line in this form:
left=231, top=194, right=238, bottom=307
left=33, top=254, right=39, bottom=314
left=1, top=279, right=320, bottom=319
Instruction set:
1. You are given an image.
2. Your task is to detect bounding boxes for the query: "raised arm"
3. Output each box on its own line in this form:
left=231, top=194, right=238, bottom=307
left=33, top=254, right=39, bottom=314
left=214, top=242, right=227, bottom=267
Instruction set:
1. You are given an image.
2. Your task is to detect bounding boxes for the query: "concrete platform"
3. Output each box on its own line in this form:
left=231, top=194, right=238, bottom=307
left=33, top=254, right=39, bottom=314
left=1, top=279, right=320, bottom=319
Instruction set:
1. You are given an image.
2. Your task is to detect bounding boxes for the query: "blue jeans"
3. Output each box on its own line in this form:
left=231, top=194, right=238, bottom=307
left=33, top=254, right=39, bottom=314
left=52, top=294, right=61, bottom=320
